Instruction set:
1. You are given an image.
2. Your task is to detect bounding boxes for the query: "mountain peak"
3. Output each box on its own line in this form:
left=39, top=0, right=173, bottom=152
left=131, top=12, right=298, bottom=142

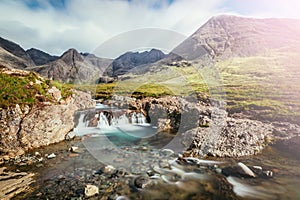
left=26, top=48, right=58, bottom=65
left=107, top=48, right=166, bottom=77
left=173, top=15, right=300, bottom=60
left=0, top=37, right=35, bottom=66
left=60, top=48, right=83, bottom=63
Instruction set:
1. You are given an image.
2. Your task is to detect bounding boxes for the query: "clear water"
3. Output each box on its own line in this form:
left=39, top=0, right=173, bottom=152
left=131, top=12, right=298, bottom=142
left=19, top=105, right=300, bottom=199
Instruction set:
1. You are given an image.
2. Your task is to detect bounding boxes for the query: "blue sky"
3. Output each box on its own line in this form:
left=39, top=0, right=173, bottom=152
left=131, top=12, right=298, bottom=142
left=0, top=0, right=299, bottom=57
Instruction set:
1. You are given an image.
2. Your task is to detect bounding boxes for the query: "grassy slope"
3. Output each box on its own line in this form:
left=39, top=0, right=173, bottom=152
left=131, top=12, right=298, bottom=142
left=74, top=50, right=300, bottom=123
left=0, top=68, right=72, bottom=108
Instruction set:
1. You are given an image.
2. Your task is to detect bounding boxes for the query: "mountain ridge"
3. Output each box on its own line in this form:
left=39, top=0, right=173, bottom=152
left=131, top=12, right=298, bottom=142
left=2, top=15, right=300, bottom=82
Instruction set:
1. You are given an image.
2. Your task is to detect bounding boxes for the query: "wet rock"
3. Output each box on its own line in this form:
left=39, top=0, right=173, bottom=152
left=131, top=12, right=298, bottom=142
left=237, top=162, right=255, bottom=178
left=251, top=166, right=263, bottom=174
left=65, top=131, right=76, bottom=140
left=263, top=170, right=273, bottom=178
left=0, top=167, right=35, bottom=199
left=116, top=196, right=129, bottom=200
left=102, top=165, right=116, bottom=175
left=47, top=153, right=56, bottom=159
left=222, top=162, right=256, bottom=178
left=35, top=151, right=41, bottom=156
left=84, top=184, right=99, bottom=197
left=160, top=149, right=175, bottom=157
left=134, top=176, right=151, bottom=189
left=116, top=168, right=128, bottom=177
left=159, top=160, right=170, bottom=169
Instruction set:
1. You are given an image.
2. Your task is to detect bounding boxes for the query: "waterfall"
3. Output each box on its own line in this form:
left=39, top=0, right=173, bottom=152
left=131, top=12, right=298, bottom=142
left=96, top=111, right=147, bottom=129
left=131, top=112, right=146, bottom=124
left=137, top=113, right=146, bottom=124
left=72, top=103, right=152, bottom=137
left=118, top=114, right=130, bottom=125
left=99, top=112, right=110, bottom=128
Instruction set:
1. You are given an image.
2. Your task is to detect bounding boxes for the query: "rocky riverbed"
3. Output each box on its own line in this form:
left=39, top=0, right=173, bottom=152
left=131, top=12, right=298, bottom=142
left=1, top=95, right=300, bottom=199
left=2, top=134, right=300, bottom=200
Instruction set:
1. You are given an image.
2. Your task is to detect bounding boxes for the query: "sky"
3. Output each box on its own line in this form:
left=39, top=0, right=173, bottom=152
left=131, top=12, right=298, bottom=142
left=0, top=0, right=300, bottom=58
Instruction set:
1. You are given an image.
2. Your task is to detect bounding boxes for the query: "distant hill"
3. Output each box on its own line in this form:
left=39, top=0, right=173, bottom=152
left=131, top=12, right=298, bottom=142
left=26, top=48, right=59, bottom=65
left=0, top=37, right=112, bottom=83
left=104, top=49, right=166, bottom=77
left=28, top=48, right=112, bottom=83
left=0, top=37, right=35, bottom=68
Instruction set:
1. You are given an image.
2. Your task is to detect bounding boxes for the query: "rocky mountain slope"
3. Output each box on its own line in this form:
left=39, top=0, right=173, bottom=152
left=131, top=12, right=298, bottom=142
left=27, top=48, right=112, bottom=83
left=26, top=48, right=59, bottom=65
left=173, top=15, right=300, bottom=61
left=0, top=37, right=112, bottom=83
left=0, top=37, right=35, bottom=67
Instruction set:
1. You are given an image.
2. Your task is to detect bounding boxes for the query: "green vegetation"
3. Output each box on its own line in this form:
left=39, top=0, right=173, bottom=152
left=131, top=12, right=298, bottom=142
left=80, top=50, right=300, bottom=124
left=0, top=70, right=73, bottom=108
left=74, top=82, right=175, bottom=99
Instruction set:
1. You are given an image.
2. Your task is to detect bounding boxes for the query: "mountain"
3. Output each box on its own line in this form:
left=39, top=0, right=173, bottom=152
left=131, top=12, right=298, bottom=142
left=0, top=37, right=35, bottom=68
left=173, top=15, right=300, bottom=61
left=0, top=36, right=113, bottom=83
left=26, top=48, right=59, bottom=65
left=28, top=48, right=112, bottom=83
left=105, top=49, right=166, bottom=77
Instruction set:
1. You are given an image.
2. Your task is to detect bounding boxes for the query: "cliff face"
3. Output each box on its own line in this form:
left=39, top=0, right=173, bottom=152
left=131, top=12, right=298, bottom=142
left=0, top=90, right=94, bottom=159
left=0, top=68, right=95, bottom=159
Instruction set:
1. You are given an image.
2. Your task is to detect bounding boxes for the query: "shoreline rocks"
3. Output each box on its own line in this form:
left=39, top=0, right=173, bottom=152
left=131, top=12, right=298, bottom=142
left=103, top=95, right=300, bottom=158
left=0, top=90, right=95, bottom=160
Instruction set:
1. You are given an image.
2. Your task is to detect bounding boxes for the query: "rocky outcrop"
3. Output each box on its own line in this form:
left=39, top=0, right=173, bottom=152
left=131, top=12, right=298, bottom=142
left=183, top=118, right=273, bottom=157
left=105, top=95, right=300, bottom=157
left=0, top=90, right=95, bottom=160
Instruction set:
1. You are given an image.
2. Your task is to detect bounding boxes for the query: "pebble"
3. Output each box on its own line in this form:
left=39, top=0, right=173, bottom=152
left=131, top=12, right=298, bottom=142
left=69, top=153, right=79, bottom=157
left=84, top=184, right=99, bottom=197
left=69, top=146, right=80, bottom=153
left=102, top=165, right=116, bottom=175
left=35, top=152, right=41, bottom=157
left=134, top=176, right=150, bottom=189
left=47, top=153, right=56, bottom=159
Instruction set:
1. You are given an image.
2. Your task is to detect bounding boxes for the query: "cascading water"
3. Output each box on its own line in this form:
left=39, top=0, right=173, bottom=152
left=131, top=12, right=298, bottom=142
left=72, top=104, right=154, bottom=139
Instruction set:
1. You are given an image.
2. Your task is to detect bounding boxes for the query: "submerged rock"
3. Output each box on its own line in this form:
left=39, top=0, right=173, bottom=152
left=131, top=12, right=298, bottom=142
left=84, top=184, right=99, bottom=197
left=134, top=176, right=151, bottom=189
left=0, top=167, right=35, bottom=199
left=102, top=165, right=116, bottom=175
left=222, top=162, right=256, bottom=178
left=237, top=162, right=256, bottom=178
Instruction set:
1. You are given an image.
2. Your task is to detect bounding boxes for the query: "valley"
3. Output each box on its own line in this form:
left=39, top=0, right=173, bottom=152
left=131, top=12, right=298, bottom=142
left=1, top=14, right=300, bottom=199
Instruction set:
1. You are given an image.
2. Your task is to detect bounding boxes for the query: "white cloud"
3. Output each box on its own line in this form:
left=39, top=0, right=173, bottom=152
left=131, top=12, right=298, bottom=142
left=0, top=0, right=225, bottom=57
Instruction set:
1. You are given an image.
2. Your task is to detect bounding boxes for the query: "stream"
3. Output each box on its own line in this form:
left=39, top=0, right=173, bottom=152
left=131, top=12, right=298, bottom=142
left=10, top=104, right=300, bottom=199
